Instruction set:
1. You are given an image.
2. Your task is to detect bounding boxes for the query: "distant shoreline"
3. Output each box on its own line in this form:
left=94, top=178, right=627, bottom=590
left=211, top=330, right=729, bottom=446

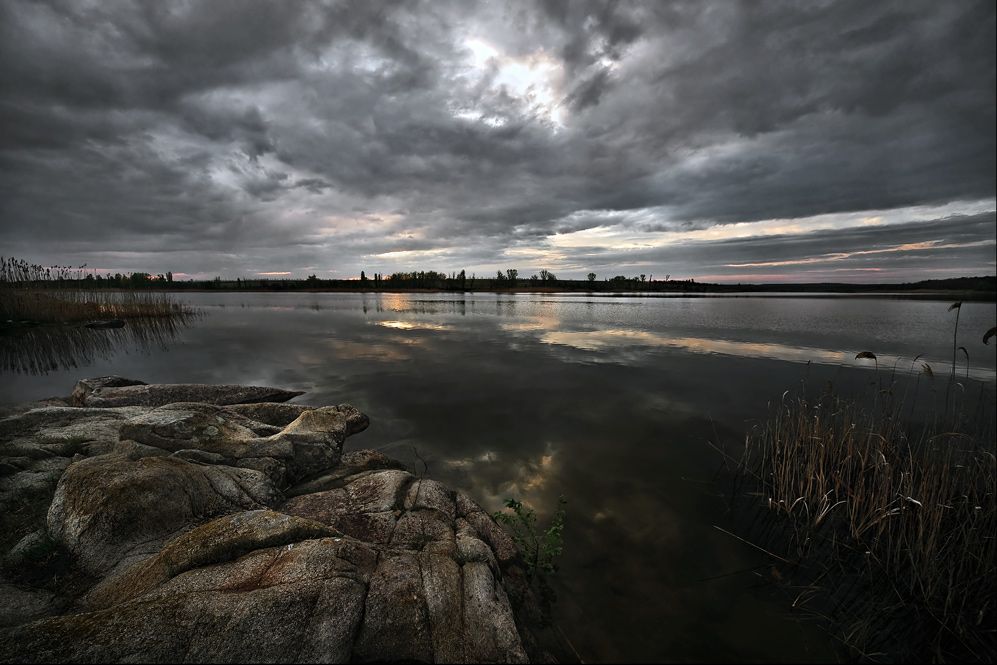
left=13, top=274, right=995, bottom=302
left=163, top=287, right=996, bottom=301
left=102, top=284, right=996, bottom=302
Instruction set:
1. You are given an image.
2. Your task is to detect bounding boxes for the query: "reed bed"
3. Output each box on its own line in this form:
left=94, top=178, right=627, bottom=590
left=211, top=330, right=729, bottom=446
left=1, top=257, right=197, bottom=374
left=1, top=257, right=190, bottom=325
left=735, top=370, right=996, bottom=662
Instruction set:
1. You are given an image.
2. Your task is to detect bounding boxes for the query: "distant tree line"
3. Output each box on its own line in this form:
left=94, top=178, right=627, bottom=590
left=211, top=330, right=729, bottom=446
left=22, top=271, right=176, bottom=289
left=19, top=269, right=996, bottom=298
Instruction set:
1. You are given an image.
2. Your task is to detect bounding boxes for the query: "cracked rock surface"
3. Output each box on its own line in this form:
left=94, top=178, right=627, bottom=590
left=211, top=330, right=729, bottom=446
left=0, top=377, right=555, bottom=663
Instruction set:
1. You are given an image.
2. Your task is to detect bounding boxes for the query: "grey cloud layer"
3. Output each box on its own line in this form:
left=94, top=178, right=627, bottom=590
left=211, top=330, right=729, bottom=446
left=570, top=213, right=997, bottom=282
left=0, top=0, right=993, bottom=279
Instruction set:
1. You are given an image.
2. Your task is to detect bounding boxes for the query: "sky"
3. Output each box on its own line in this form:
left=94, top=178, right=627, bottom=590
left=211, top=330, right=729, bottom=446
left=1, top=0, right=994, bottom=284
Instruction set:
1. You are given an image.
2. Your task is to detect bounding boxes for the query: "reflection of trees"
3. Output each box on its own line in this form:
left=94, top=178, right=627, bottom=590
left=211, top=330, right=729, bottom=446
left=0, top=311, right=200, bottom=375
left=495, top=297, right=516, bottom=317
left=377, top=297, right=473, bottom=316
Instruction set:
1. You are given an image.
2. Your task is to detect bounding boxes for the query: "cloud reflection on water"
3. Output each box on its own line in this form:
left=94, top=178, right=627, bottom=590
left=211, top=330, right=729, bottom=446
left=376, top=320, right=453, bottom=331
left=445, top=447, right=561, bottom=514
left=499, top=320, right=996, bottom=382
left=325, top=338, right=416, bottom=362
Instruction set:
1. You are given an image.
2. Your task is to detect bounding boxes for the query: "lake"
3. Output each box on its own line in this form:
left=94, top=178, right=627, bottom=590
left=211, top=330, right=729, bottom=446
left=2, top=292, right=995, bottom=662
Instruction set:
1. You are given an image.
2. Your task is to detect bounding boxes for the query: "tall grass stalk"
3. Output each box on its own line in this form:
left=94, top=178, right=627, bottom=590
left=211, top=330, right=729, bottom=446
left=949, top=302, right=962, bottom=381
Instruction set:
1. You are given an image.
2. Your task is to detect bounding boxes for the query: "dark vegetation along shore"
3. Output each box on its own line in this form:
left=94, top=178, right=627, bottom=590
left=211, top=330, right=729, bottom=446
left=0, top=258, right=197, bottom=328
left=160, top=272, right=997, bottom=300
left=3, top=256, right=994, bottom=300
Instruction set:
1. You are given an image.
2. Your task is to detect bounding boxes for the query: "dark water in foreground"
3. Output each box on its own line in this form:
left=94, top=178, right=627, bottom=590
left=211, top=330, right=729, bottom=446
left=2, top=292, right=995, bottom=662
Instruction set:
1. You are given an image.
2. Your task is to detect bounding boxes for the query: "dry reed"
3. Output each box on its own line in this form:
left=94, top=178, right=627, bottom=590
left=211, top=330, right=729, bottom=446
left=1, top=257, right=198, bottom=374
left=0, top=256, right=190, bottom=324
left=735, top=367, right=995, bottom=662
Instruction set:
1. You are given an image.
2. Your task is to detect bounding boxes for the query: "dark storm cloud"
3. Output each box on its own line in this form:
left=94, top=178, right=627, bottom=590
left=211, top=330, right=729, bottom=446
left=293, top=178, right=331, bottom=194
left=564, top=1, right=996, bottom=224
left=0, top=0, right=993, bottom=280
left=178, top=102, right=275, bottom=160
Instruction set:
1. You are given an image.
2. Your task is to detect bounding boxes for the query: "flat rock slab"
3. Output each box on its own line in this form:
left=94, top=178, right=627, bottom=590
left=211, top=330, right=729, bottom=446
left=71, top=375, right=148, bottom=406
left=83, top=383, right=305, bottom=408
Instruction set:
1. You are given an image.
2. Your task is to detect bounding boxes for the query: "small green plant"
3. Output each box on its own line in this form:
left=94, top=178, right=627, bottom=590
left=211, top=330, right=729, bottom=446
left=494, top=495, right=567, bottom=626
left=494, top=495, right=567, bottom=580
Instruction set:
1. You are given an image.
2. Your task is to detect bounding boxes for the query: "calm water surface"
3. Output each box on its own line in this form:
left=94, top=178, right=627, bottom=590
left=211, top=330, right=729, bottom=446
left=3, top=293, right=995, bottom=662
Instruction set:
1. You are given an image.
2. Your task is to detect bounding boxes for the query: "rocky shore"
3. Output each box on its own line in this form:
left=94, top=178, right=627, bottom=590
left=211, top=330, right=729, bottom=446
left=0, top=377, right=557, bottom=663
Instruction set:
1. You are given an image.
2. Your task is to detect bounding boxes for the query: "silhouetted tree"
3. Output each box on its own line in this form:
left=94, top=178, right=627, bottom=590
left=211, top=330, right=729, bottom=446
left=130, top=272, right=151, bottom=288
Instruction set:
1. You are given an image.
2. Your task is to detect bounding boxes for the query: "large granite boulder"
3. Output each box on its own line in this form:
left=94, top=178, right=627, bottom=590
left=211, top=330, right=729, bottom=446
left=47, top=454, right=282, bottom=576
left=0, top=378, right=559, bottom=663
